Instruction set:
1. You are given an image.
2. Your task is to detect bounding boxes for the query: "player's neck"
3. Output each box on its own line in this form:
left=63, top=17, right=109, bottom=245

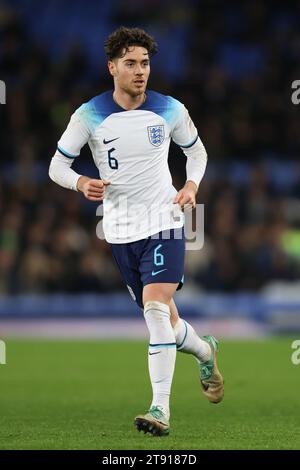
left=113, top=90, right=146, bottom=110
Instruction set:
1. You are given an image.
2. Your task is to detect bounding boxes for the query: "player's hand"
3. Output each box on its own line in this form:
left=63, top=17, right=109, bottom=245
left=173, top=180, right=197, bottom=211
left=77, top=176, right=111, bottom=201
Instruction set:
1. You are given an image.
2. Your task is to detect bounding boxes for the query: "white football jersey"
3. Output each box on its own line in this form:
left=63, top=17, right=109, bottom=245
left=57, top=90, right=199, bottom=243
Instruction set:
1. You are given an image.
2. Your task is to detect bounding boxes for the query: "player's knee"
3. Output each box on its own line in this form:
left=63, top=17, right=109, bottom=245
left=143, top=291, right=172, bottom=307
left=143, top=300, right=170, bottom=320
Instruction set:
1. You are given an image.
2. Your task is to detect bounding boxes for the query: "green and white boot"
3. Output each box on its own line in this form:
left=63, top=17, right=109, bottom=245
left=199, top=335, right=224, bottom=404
left=134, top=406, right=169, bottom=436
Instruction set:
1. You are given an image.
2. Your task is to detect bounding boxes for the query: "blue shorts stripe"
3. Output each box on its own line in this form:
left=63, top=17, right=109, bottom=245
left=149, top=343, right=177, bottom=348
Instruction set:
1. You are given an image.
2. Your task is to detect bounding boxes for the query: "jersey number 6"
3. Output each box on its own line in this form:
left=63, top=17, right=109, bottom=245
left=108, top=148, right=119, bottom=170
left=154, top=244, right=164, bottom=266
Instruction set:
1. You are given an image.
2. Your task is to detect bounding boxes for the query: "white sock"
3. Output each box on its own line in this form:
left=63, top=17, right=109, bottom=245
left=144, top=301, right=177, bottom=420
left=173, top=318, right=211, bottom=362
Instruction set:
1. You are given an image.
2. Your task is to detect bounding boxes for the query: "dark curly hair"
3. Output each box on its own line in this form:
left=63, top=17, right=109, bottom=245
left=104, top=26, right=158, bottom=60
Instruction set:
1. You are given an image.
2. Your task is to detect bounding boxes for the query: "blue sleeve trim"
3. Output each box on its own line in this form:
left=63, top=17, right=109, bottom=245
left=178, top=135, right=199, bottom=148
left=57, top=145, right=78, bottom=159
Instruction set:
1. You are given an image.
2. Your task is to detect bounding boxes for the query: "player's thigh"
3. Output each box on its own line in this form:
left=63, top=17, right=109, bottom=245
left=110, top=244, right=144, bottom=308
left=143, top=282, right=179, bottom=306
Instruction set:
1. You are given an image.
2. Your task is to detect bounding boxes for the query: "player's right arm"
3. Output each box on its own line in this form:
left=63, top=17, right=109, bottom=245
left=49, top=107, right=110, bottom=201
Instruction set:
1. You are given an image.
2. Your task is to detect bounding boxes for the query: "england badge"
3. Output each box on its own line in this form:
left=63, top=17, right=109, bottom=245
left=147, top=125, right=165, bottom=147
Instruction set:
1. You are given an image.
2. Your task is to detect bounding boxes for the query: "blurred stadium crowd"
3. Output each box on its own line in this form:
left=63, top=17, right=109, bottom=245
left=1, top=0, right=300, bottom=295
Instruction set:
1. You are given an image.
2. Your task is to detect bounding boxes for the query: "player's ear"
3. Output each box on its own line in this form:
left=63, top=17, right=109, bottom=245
left=108, top=60, right=116, bottom=77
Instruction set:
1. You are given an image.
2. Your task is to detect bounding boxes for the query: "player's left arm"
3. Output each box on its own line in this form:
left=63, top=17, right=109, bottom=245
left=171, top=104, right=207, bottom=209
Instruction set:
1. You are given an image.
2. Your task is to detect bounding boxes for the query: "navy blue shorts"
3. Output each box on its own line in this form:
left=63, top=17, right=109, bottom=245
left=110, top=227, right=185, bottom=308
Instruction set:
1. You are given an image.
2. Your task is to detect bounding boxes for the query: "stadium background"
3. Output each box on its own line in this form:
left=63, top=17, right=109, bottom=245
left=0, top=0, right=300, bottom=451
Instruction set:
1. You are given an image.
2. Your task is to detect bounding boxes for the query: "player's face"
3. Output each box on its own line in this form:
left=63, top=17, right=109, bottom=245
left=109, top=46, right=150, bottom=97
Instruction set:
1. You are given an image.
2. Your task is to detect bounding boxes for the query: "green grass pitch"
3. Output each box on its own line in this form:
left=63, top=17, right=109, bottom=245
left=0, top=338, right=299, bottom=450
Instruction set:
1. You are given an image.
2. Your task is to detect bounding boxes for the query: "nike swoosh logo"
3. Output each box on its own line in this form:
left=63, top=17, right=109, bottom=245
left=151, top=269, right=167, bottom=276
left=103, top=137, right=120, bottom=144
left=149, top=351, right=161, bottom=356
